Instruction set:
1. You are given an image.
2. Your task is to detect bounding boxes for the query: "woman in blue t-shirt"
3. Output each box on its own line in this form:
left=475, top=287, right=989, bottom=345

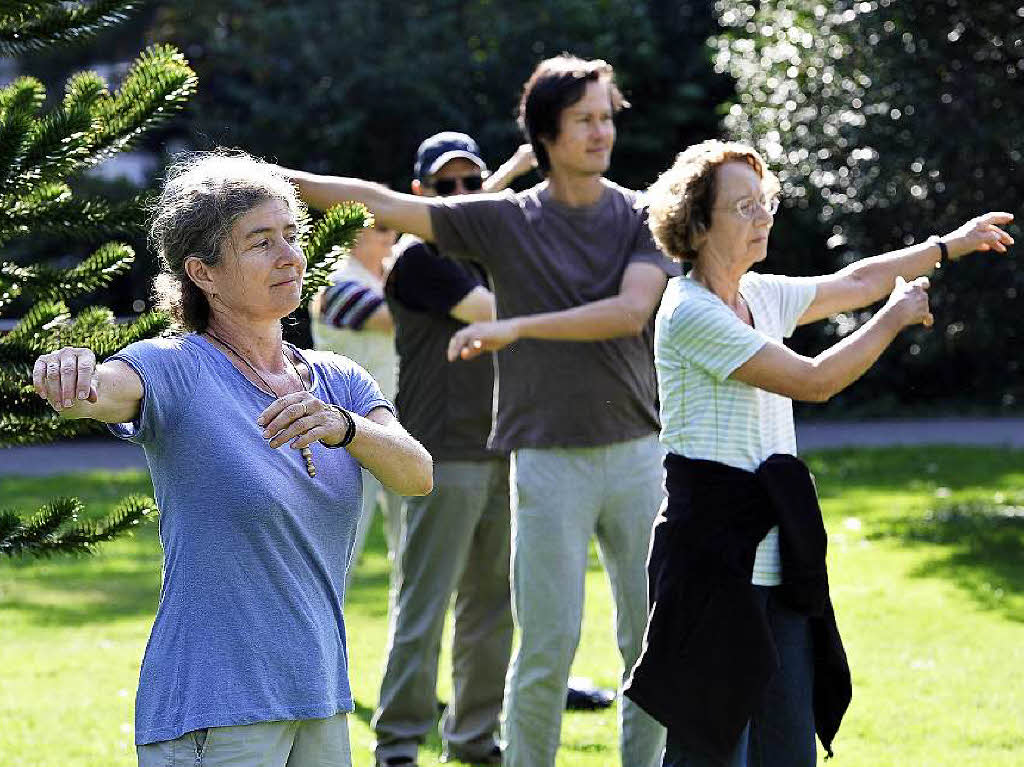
left=624, top=139, right=1012, bottom=767
left=32, top=151, right=432, bottom=767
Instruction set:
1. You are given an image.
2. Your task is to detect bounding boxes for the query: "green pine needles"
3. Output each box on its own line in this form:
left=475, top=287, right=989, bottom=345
left=0, top=3, right=370, bottom=557
left=0, top=1, right=141, bottom=57
left=300, top=202, right=371, bottom=303
left=0, top=494, right=157, bottom=557
left=0, top=1, right=191, bottom=556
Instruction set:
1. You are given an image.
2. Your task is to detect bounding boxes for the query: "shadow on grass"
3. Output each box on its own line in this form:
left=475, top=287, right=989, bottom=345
left=805, top=447, right=1024, bottom=622
left=805, top=446, right=1024, bottom=504
left=869, top=501, right=1024, bottom=622
left=0, top=513, right=162, bottom=627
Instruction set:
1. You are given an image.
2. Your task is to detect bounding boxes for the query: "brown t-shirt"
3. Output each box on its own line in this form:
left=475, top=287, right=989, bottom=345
left=430, top=180, right=680, bottom=451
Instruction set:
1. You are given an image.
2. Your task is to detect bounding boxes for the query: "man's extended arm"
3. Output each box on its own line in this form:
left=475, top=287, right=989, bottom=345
left=447, top=261, right=668, bottom=361
left=449, top=286, right=496, bottom=324
left=482, top=144, right=536, bottom=194
left=280, top=169, right=437, bottom=242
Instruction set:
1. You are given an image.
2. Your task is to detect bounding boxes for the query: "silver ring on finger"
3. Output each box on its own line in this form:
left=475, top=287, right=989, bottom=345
left=302, top=401, right=309, bottom=417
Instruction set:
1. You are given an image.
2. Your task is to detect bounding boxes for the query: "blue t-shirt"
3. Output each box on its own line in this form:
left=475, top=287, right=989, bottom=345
left=107, top=334, right=392, bottom=745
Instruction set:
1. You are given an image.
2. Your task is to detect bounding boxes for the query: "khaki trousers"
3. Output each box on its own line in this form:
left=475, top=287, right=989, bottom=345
left=373, top=459, right=513, bottom=764
left=137, top=714, right=351, bottom=767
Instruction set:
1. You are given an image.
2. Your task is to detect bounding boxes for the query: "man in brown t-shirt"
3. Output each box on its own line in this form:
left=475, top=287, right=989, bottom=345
left=283, top=55, right=676, bottom=767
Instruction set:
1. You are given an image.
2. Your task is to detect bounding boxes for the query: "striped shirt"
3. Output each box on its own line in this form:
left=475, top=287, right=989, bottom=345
left=320, top=280, right=385, bottom=330
left=310, top=259, right=397, bottom=399
left=655, top=271, right=817, bottom=584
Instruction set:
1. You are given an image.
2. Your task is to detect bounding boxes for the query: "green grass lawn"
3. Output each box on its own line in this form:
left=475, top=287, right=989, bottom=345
left=1, top=446, right=1022, bottom=766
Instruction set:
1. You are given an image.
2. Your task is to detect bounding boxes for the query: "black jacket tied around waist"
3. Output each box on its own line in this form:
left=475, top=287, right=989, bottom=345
left=624, top=453, right=852, bottom=761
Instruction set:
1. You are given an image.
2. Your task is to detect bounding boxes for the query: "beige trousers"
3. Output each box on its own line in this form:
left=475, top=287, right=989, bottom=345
left=137, top=714, right=351, bottom=767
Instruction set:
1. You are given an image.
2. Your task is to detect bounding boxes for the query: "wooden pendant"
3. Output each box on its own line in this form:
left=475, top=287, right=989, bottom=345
left=301, top=446, right=316, bottom=478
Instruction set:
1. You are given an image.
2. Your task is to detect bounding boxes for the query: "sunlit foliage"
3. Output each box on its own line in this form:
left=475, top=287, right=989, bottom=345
left=716, top=1, right=1023, bottom=414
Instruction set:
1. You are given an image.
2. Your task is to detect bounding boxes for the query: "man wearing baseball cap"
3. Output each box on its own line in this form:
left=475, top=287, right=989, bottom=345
left=372, top=133, right=533, bottom=767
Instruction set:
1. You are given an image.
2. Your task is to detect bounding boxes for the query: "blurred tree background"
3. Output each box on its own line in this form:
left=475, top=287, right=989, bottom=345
left=714, top=0, right=1023, bottom=415
left=143, top=0, right=728, bottom=191
left=5, top=0, right=1021, bottom=416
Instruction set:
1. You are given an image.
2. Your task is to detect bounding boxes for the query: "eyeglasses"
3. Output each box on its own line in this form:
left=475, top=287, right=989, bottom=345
left=718, top=195, right=780, bottom=219
left=428, top=175, right=484, bottom=195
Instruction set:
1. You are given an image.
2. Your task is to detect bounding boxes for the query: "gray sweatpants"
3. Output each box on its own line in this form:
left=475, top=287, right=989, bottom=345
left=503, top=434, right=666, bottom=767
left=347, top=468, right=402, bottom=587
left=373, top=458, right=513, bottom=764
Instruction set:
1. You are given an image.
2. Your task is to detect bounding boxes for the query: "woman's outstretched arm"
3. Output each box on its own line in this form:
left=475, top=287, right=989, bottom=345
left=32, top=347, right=143, bottom=423
left=798, top=211, right=1014, bottom=325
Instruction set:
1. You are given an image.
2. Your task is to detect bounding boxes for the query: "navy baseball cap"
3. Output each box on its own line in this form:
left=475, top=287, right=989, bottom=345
left=414, top=131, right=486, bottom=180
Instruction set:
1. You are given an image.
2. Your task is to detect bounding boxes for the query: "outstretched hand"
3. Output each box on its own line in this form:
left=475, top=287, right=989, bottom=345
left=32, top=347, right=99, bottom=411
left=447, top=319, right=520, bottom=362
left=944, top=212, right=1015, bottom=259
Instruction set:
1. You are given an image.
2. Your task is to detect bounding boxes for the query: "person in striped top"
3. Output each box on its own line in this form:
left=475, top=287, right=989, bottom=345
left=639, top=139, right=1013, bottom=767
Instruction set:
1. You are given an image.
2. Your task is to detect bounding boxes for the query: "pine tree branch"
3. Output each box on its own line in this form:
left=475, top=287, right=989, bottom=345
left=0, top=191, right=148, bottom=248
left=0, top=77, right=46, bottom=190
left=0, top=412, right=100, bottom=446
left=0, top=260, right=32, bottom=311
left=0, top=75, right=46, bottom=116
left=0, top=360, right=47, bottom=415
left=0, top=1, right=189, bottom=560
left=0, top=45, right=195, bottom=194
left=4, top=99, right=97, bottom=195
left=0, top=242, right=133, bottom=310
left=110, top=309, right=171, bottom=349
left=1, top=298, right=171, bottom=367
left=300, top=203, right=369, bottom=302
left=89, top=43, right=197, bottom=163
left=62, top=70, right=107, bottom=113
left=0, top=299, right=70, bottom=363
left=55, top=242, right=134, bottom=297
left=0, top=494, right=157, bottom=557
left=0, top=1, right=140, bottom=57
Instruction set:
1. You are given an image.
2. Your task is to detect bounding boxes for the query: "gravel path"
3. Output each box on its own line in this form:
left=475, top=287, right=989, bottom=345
left=2, top=418, right=1021, bottom=477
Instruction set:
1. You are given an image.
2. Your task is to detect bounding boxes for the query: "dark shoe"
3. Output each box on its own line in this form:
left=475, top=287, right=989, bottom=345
left=440, top=744, right=502, bottom=765
left=565, top=677, right=615, bottom=711
left=377, top=757, right=418, bottom=767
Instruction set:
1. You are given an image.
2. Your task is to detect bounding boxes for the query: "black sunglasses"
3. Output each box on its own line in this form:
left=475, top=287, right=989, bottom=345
left=429, top=175, right=484, bottom=195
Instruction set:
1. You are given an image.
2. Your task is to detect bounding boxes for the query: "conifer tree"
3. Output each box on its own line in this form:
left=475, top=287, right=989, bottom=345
left=0, top=1, right=368, bottom=556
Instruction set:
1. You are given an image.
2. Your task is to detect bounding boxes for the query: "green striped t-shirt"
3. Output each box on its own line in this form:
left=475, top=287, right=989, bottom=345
left=655, top=271, right=817, bottom=585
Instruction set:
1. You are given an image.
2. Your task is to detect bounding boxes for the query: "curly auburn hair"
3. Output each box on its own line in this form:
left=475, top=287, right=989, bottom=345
left=646, top=140, right=780, bottom=263
left=149, top=150, right=306, bottom=332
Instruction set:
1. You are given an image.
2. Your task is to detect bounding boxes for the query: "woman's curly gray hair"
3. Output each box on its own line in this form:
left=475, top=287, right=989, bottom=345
left=149, top=150, right=306, bottom=331
left=646, top=139, right=779, bottom=263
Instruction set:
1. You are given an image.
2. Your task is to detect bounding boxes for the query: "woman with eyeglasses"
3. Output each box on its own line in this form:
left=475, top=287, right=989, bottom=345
left=623, top=139, right=1013, bottom=767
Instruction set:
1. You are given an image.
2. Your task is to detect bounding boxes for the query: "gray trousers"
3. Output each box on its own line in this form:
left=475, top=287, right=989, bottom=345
left=373, top=458, right=513, bottom=764
left=503, top=434, right=667, bottom=767
left=347, top=468, right=402, bottom=588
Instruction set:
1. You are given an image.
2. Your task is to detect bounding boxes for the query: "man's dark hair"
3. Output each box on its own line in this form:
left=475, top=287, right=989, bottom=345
left=517, top=54, right=629, bottom=174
